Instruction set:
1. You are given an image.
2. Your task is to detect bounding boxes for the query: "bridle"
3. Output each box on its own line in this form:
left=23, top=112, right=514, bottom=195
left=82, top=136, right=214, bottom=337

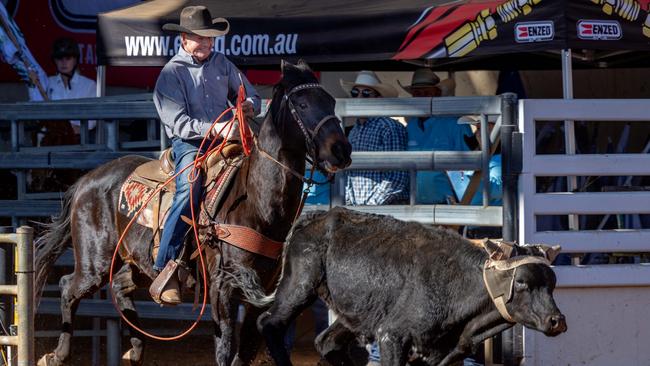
left=257, top=82, right=342, bottom=184
left=254, top=81, right=343, bottom=222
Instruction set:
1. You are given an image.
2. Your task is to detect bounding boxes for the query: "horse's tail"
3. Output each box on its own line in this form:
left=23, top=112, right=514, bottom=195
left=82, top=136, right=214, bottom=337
left=221, top=261, right=276, bottom=307
left=34, top=182, right=77, bottom=307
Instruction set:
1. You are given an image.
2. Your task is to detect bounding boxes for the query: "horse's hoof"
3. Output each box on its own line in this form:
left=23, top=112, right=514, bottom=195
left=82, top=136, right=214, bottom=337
left=37, top=353, right=61, bottom=366
left=121, top=349, right=143, bottom=366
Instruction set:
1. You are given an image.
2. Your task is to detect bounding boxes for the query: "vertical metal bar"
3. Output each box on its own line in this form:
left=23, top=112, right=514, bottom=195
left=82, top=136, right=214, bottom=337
left=480, top=114, right=490, bottom=207
left=106, top=121, right=118, bottom=151
left=15, top=226, right=34, bottom=366
left=0, top=226, right=11, bottom=361
left=499, top=93, right=518, bottom=366
left=91, top=291, right=100, bottom=366
left=106, top=319, right=120, bottom=366
left=96, top=65, right=106, bottom=98
left=147, top=119, right=156, bottom=142
left=160, top=122, right=169, bottom=151
left=331, top=172, right=344, bottom=207
left=96, top=65, right=107, bottom=146
left=80, top=120, right=89, bottom=146
left=500, top=93, right=517, bottom=243
left=562, top=49, right=579, bottom=233
left=10, top=121, right=18, bottom=153
left=409, top=169, right=417, bottom=206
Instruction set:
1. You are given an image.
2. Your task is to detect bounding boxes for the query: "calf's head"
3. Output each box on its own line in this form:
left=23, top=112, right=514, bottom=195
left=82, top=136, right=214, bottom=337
left=483, top=240, right=567, bottom=337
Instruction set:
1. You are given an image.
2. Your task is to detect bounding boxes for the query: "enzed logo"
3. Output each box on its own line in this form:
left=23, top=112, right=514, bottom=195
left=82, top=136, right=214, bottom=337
left=515, top=21, right=554, bottom=43
left=577, top=20, right=622, bottom=40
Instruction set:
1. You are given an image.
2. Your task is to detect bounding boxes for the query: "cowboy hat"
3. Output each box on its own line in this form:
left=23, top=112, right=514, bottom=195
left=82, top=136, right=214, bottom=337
left=162, top=6, right=230, bottom=38
left=340, top=70, right=398, bottom=98
left=398, top=68, right=456, bottom=97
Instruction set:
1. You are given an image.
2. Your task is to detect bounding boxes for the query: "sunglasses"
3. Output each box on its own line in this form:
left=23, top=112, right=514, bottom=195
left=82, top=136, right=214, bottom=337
left=350, top=87, right=379, bottom=98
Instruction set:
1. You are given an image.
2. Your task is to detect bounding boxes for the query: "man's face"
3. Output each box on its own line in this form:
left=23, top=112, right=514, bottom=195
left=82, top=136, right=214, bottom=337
left=182, top=33, right=214, bottom=62
left=410, top=86, right=441, bottom=97
left=54, top=56, right=77, bottom=75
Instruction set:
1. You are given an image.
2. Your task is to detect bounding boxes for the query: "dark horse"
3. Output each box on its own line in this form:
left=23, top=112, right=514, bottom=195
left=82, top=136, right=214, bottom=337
left=34, top=60, right=352, bottom=366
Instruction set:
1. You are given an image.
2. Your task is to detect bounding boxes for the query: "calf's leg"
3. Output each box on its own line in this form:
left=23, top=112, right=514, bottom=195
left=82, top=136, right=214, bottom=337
left=257, top=239, right=324, bottom=366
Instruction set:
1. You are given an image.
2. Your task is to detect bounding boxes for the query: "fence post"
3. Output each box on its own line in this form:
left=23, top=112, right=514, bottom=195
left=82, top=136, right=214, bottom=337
left=500, top=93, right=519, bottom=366
left=106, top=318, right=121, bottom=366
left=15, top=226, right=34, bottom=366
left=0, top=226, right=11, bottom=350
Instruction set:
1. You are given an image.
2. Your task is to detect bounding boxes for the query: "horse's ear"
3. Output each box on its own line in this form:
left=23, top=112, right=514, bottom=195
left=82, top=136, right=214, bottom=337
left=281, top=59, right=295, bottom=73
left=297, top=59, right=311, bottom=71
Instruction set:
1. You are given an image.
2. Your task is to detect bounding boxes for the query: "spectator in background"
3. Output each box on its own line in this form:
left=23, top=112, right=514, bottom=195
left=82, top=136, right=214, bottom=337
left=399, top=68, right=473, bottom=204
left=32, top=37, right=97, bottom=135
left=450, top=115, right=502, bottom=207
left=342, top=70, right=409, bottom=206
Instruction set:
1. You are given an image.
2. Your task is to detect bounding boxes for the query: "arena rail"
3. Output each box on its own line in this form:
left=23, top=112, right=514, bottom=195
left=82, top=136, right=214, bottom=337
left=0, top=226, right=34, bottom=366
left=0, top=94, right=513, bottom=227
left=0, top=94, right=515, bottom=365
left=517, top=99, right=650, bottom=366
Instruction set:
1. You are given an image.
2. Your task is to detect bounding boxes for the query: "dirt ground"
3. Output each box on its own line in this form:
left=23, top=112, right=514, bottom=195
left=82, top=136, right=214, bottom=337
left=35, top=309, right=322, bottom=366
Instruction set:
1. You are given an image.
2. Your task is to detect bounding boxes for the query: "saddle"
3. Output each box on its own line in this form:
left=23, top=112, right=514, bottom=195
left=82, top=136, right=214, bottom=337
left=118, top=143, right=245, bottom=260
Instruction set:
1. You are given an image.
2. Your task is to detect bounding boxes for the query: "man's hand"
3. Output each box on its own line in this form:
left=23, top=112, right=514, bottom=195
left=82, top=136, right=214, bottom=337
left=241, top=100, right=255, bottom=120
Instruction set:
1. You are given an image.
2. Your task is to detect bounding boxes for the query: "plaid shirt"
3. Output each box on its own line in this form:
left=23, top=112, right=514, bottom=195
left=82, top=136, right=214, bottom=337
left=345, top=117, right=409, bottom=205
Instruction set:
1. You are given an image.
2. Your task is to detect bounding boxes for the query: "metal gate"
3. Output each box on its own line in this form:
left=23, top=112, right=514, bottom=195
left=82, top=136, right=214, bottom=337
left=518, top=99, right=650, bottom=365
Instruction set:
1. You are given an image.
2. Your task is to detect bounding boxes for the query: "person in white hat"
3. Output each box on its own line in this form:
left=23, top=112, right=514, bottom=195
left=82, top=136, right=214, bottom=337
left=400, top=68, right=473, bottom=205
left=340, top=71, right=408, bottom=207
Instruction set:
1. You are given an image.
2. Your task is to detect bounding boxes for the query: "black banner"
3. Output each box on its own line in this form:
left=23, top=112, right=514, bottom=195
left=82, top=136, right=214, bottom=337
left=97, top=0, right=650, bottom=67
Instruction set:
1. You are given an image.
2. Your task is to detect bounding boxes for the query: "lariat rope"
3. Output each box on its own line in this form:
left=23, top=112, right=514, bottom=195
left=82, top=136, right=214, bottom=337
left=108, top=77, right=332, bottom=341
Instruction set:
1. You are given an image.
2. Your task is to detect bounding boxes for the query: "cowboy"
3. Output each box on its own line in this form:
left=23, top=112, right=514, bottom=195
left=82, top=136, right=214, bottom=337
left=152, top=6, right=261, bottom=305
left=400, top=68, right=473, bottom=205
left=341, top=70, right=409, bottom=207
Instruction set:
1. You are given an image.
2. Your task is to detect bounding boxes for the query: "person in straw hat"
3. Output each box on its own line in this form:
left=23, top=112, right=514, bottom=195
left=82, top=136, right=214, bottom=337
left=340, top=71, right=409, bottom=208
left=151, top=5, right=261, bottom=305
left=400, top=68, right=473, bottom=205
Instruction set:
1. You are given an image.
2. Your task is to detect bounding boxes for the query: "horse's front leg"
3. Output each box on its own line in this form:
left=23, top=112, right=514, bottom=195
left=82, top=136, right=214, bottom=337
left=211, top=279, right=240, bottom=366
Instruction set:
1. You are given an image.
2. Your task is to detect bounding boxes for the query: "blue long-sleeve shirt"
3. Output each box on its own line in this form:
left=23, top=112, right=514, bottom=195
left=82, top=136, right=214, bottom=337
left=153, top=47, right=261, bottom=140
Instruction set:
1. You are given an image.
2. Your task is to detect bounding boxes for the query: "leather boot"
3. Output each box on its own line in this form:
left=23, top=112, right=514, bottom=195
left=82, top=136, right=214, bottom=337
left=149, top=260, right=182, bottom=306
left=160, top=275, right=181, bottom=305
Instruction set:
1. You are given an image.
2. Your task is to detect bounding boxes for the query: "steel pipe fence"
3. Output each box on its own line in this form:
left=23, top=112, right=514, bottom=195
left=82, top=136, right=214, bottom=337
left=0, top=227, right=34, bottom=366
left=0, top=95, right=510, bottom=227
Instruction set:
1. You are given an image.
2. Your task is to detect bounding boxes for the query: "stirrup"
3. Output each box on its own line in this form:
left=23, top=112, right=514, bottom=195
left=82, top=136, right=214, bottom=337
left=149, top=260, right=180, bottom=305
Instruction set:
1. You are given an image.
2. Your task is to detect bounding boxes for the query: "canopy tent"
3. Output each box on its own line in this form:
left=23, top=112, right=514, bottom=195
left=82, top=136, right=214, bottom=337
left=97, top=0, right=650, bottom=70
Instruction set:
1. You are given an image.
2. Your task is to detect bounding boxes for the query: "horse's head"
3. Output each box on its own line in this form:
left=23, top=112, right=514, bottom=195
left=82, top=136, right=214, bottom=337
left=270, top=60, right=352, bottom=173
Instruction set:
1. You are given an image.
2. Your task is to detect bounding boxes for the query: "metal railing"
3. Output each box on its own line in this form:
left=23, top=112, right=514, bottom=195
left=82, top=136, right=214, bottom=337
left=0, top=227, right=34, bottom=366
left=0, top=94, right=513, bottom=227
left=0, top=94, right=516, bottom=365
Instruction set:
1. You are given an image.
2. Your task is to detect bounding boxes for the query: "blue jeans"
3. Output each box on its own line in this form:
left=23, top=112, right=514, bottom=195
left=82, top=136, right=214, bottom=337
left=369, top=342, right=380, bottom=362
left=153, top=138, right=205, bottom=271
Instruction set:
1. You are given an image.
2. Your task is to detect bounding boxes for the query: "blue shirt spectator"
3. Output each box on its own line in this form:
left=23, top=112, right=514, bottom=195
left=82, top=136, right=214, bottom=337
left=407, top=116, right=473, bottom=204
left=448, top=154, right=502, bottom=206
left=304, top=170, right=330, bottom=205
